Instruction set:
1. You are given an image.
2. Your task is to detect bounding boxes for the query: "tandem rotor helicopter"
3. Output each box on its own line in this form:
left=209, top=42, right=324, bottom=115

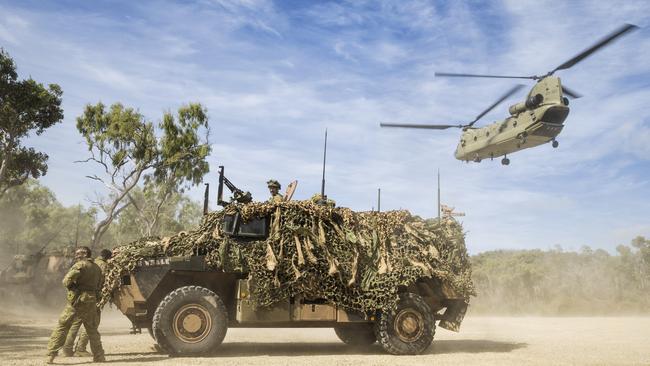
left=381, top=24, right=638, bottom=165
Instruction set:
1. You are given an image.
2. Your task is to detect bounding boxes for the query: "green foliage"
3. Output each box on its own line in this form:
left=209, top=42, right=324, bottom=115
left=76, top=103, right=157, bottom=169
left=0, top=180, right=95, bottom=263
left=471, top=241, right=650, bottom=314
left=155, top=103, right=210, bottom=189
left=0, top=180, right=204, bottom=264
left=76, top=102, right=210, bottom=247
left=108, top=185, right=203, bottom=245
left=0, top=49, right=64, bottom=197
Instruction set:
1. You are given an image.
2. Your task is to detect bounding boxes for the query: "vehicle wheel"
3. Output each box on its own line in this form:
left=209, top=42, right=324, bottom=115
left=152, top=286, right=227, bottom=355
left=334, top=323, right=376, bottom=346
left=375, top=293, right=435, bottom=355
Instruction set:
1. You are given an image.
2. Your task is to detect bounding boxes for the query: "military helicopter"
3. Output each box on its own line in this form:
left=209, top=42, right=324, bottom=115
left=381, top=24, right=638, bottom=165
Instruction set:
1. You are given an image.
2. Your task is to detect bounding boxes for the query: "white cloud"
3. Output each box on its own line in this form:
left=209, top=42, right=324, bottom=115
left=4, top=0, right=649, bottom=253
left=0, top=11, right=29, bottom=44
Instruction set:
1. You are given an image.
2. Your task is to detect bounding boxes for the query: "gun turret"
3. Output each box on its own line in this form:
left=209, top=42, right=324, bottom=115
left=217, top=166, right=252, bottom=206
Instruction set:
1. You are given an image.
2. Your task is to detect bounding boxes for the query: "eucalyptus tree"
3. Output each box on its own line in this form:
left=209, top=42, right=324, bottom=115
left=0, top=180, right=95, bottom=256
left=0, top=49, right=64, bottom=198
left=111, top=186, right=203, bottom=244
left=76, top=102, right=210, bottom=248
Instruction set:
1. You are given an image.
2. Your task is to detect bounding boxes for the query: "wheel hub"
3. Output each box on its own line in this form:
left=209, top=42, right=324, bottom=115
left=172, top=304, right=212, bottom=343
left=394, top=308, right=424, bottom=342
left=182, top=314, right=202, bottom=333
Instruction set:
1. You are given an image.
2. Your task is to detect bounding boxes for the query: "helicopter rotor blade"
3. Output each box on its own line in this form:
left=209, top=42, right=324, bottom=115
left=467, top=84, right=525, bottom=127
left=561, top=85, right=582, bottom=99
left=552, top=23, right=638, bottom=73
left=379, top=123, right=462, bottom=130
left=435, top=72, right=536, bottom=80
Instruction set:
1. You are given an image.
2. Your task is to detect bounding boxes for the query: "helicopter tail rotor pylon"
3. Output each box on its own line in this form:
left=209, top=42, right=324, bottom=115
left=561, top=85, right=582, bottom=99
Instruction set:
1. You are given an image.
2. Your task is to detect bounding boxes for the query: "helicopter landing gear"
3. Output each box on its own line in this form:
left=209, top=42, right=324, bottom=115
left=501, top=156, right=510, bottom=166
left=552, top=139, right=559, bottom=148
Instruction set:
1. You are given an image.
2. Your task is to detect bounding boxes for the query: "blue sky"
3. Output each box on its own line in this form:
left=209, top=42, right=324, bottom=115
left=1, top=0, right=649, bottom=253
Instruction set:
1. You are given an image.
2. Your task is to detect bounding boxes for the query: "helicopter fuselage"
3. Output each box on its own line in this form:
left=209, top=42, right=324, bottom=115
left=454, top=77, right=570, bottom=162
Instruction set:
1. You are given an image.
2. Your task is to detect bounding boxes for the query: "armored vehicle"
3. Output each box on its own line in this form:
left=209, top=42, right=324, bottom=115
left=109, top=168, right=473, bottom=356
left=0, top=249, right=73, bottom=305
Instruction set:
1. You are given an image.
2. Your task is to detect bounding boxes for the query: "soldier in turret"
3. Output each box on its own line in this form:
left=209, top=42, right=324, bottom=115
left=46, top=247, right=105, bottom=364
left=267, top=179, right=284, bottom=203
left=62, top=249, right=112, bottom=357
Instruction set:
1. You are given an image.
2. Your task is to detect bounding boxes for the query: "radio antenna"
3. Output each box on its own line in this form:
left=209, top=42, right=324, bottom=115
left=437, top=169, right=441, bottom=221
left=377, top=188, right=381, bottom=212
left=320, top=129, right=328, bottom=201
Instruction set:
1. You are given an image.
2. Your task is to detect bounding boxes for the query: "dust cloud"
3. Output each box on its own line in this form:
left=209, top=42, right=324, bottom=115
left=0, top=305, right=648, bottom=365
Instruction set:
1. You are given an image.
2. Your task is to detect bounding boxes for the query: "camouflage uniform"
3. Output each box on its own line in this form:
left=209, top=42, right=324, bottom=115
left=47, top=258, right=105, bottom=362
left=62, top=257, right=107, bottom=355
left=267, top=179, right=284, bottom=203
left=310, top=193, right=336, bottom=207
left=269, top=194, right=284, bottom=204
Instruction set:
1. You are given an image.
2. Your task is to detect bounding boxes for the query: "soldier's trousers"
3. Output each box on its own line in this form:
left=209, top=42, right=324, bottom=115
left=47, top=301, right=104, bottom=359
left=62, top=309, right=101, bottom=353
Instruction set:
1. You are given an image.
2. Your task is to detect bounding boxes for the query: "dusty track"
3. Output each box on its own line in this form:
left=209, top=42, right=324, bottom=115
left=0, top=308, right=648, bottom=365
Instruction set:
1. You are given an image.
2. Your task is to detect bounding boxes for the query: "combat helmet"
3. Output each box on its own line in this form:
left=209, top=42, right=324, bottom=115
left=267, top=179, right=281, bottom=189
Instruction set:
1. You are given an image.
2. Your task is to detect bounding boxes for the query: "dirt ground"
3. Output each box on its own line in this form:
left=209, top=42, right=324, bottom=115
left=0, top=307, right=648, bottom=366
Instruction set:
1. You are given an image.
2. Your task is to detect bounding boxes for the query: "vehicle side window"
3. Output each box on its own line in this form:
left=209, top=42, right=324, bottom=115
left=223, top=214, right=237, bottom=235
left=222, top=213, right=269, bottom=238
left=238, top=217, right=269, bottom=237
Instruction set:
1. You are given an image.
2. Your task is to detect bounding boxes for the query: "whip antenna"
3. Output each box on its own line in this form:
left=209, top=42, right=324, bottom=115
left=377, top=188, right=381, bottom=212
left=437, top=169, right=441, bottom=221
left=320, top=129, right=328, bottom=201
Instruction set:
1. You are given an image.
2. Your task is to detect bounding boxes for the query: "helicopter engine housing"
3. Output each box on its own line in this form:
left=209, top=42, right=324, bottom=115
left=509, top=93, right=543, bottom=116
left=526, top=94, right=544, bottom=108
left=508, top=102, right=527, bottom=116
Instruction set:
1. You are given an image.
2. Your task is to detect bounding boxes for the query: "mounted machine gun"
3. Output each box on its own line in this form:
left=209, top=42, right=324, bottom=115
left=217, top=166, right=252, bottom=207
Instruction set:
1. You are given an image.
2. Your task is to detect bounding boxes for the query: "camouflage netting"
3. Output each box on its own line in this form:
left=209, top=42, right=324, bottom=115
left=100, top=200, right=475, bottom=313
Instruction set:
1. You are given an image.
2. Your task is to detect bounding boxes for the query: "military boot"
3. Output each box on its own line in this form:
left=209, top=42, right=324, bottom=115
left=73, top=349, right=92, bottom=357
left=61, top=348, right=73, bottom=357
left=45, top=354, right=55, bottom=364
left=93, top=354, right=106, bottom=362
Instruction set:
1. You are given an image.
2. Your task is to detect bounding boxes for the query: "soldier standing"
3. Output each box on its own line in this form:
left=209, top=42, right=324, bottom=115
left=46, top=247, right=105, bottom=364
left=62, top=249, right=112, bottom=357
left=267, top=179, right=284, bottom=203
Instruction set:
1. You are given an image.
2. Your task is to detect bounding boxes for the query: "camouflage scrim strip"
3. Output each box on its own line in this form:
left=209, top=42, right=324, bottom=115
left=100, top=201, right=475, bottom=313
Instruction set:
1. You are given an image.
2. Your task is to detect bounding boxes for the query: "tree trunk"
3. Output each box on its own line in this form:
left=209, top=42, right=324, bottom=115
left=0, top=154, right=9, bottom=198
left=91, top=168, right=143, bottom=248
left=147, top=188, right=173, bottom=237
